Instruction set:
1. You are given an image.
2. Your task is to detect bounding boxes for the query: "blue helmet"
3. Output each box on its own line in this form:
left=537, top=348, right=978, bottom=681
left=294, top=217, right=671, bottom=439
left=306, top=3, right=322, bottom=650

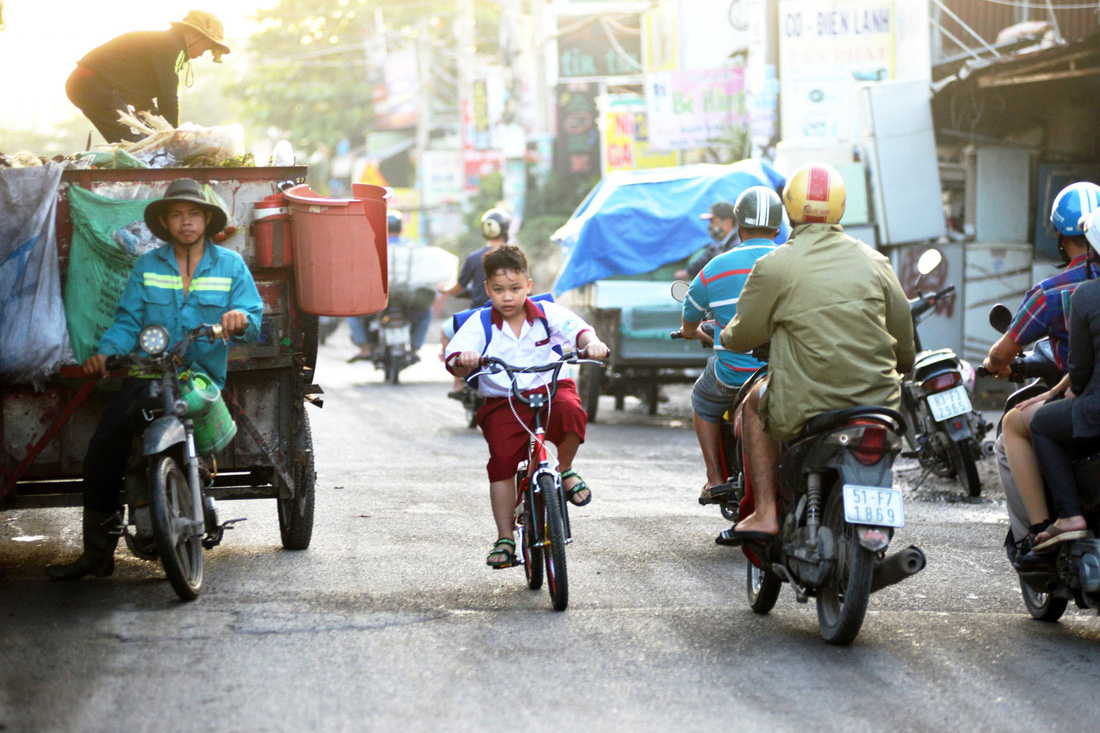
left=1050, top=182, right=1100, bottom=237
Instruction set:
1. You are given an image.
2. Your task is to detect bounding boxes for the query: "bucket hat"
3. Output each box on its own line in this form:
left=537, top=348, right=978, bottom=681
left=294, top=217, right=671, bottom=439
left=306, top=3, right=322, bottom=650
left=145, top=178, right=228, bottom=243
left=171, top=10, right=231, bottom=61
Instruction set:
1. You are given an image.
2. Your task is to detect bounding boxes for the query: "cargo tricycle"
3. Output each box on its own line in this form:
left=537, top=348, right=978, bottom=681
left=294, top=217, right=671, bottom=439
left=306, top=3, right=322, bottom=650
left=1, top=166, right=334, bottom=569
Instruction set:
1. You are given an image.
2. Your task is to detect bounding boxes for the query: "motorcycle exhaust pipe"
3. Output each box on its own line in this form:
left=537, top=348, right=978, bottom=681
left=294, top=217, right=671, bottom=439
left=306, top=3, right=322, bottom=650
left=871, top=545, right=926, bottom=593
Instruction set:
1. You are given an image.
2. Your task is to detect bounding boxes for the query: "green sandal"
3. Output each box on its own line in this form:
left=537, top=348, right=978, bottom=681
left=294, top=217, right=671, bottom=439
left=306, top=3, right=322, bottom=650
left=561, top=469, right=592, bottom=507
left=486, top=538, right=516, bottom=568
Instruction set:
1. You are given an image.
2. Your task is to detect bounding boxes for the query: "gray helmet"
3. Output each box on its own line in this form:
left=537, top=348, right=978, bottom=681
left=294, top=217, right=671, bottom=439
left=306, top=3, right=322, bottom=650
left=480, top=208, right=512, bottom=241
left=387, top=210, right=403, bottom=235
left=733, top=186, right=784, bottom=230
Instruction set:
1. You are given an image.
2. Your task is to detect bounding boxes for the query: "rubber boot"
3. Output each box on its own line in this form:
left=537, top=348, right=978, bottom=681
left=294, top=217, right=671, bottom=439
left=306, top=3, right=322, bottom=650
left=46, top=509, right=120, bottom=580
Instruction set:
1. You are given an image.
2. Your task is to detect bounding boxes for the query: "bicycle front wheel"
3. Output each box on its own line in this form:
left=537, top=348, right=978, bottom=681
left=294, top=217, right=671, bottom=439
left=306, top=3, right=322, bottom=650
left=520, top=475, right=543, bottom=590
left=538, top=473, right=569, bottom=611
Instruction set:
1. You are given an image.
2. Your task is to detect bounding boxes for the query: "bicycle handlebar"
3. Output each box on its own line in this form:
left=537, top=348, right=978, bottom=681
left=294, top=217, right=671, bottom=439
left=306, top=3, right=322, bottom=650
left=479, top=349, right=608, bottom=373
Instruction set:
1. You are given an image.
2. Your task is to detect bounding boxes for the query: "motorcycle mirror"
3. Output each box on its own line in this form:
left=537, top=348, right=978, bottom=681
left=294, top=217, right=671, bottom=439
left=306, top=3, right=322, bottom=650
left=670, top=280, right=690, bottom=303
left=916, top=249, right=943, bottom=276
left=988, top=304, right=1013, bottom=334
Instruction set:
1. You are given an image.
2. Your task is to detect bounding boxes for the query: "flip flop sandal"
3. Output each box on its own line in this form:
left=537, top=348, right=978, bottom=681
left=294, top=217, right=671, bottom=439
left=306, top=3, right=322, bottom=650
left=699, top=482, right=735, bottom=506
left=561, top=469, right=592, bottom=506
left=1031, top=528, right=1090, bottom=552
left=486, top=538, right=517, bottom=569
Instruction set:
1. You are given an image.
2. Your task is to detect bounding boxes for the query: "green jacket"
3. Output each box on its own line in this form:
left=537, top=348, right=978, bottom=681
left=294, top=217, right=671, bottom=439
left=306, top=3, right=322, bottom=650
left=720, top=223, right=915, bottom=442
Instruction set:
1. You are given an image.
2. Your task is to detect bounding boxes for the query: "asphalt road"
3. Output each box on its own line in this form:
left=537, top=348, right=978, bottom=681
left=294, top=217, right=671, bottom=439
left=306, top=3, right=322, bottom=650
left=3, top=331, right=1099, bottom=732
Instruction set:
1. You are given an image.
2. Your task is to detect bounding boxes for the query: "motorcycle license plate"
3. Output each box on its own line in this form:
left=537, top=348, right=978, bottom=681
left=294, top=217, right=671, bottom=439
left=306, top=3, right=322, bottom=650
left=383, top=326, right=410, bottom=346
left=842, top=485, right=905, bottom=528
left=926, top=385, right=972, bottom=422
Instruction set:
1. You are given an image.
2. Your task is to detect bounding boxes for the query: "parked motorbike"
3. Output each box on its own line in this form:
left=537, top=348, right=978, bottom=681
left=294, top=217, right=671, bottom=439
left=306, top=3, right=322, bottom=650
left=900, top=249, right=991, bottom=497
left=670, top=282, right=926, bottom=644
left=111, top=323, right=242, bottom=601
left=981, top=304, right=1100, bottom=620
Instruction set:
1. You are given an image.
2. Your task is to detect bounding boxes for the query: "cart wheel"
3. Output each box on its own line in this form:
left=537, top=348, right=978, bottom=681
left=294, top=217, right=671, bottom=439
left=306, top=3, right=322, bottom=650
left=579, top=362, right=602, bottom=422
left=279, top=410, right=316, bottom=550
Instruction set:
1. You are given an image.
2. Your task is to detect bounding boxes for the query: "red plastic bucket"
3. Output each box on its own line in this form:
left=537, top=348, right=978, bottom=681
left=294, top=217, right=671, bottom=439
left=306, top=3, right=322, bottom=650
left=284, top=185, right=388, bottom=316
left=252, top=195, right=293, bottom=267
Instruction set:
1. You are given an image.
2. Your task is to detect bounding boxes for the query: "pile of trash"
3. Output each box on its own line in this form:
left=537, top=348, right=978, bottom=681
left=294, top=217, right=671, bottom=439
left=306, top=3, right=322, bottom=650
left=108, top=111, right=249, bottom=169
left=0, top=151, right=55, bottom=167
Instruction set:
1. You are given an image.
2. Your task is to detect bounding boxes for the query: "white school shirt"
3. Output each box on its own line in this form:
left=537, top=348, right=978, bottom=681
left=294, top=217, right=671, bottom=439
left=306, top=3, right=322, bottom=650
left=445, top=299, right=593, bottom=397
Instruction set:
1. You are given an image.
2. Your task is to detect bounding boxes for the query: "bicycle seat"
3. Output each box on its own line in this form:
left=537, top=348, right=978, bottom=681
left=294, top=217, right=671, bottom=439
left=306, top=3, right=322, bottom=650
left=801, top=406, right=907, bottom=437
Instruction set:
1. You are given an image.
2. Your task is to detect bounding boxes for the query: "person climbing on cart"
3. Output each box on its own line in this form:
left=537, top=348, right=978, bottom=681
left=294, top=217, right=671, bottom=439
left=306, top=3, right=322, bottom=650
left=66, top=10, right=231, bottom=144
left=47, top=177, right=263, bottom=581
left=445, top=245, right=608, bottom=568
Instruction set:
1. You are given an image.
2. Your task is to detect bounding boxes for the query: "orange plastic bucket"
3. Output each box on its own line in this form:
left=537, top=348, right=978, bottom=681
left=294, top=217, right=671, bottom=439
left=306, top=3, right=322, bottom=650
left=252, top=195, right=293, bottom=267
left=284, top=185, right=388, bottom=316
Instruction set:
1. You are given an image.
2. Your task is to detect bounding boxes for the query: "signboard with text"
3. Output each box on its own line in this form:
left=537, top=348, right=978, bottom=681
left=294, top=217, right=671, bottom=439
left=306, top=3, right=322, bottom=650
left=644, top=68, right=746, bottom=151
left=778, top=0, right=895, bottom=142
left=554, top=83, right=600, bottom=178
left=602, top=96, right=679, bottom=175
left=557, top=14, right=642, bottom=78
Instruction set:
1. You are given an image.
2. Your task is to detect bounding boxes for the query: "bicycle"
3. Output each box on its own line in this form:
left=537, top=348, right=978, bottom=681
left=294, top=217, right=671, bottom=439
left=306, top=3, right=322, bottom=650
left=475, top=350, right=606, bottom=611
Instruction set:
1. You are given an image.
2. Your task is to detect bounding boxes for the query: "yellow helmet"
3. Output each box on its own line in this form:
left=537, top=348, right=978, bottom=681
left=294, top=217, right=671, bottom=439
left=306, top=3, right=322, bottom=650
left=783, top=163, right=846, bottom=224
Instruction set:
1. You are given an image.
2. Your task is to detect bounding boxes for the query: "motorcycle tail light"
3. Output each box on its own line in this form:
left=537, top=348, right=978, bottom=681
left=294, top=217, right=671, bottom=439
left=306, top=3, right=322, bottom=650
left=825, top=423, right=899, bottom=466
left=921, top=371, right=961, bottom=393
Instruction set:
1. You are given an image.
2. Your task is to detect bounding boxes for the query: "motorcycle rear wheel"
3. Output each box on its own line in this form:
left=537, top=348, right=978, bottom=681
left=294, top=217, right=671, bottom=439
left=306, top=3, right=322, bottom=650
left=949, top=438, right=982, bottom=497
left=151, top=455, right=203, bottom=601
left=816, top=486, right=874, bottom=645
left=746, top=560, right=782, bottom=614
left=1020, top=579, right=1068, bottom=622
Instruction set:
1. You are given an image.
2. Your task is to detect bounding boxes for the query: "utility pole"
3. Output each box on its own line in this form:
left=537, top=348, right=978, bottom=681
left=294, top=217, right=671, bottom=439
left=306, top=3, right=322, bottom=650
left=456, top=0, right=475, bottom=154
left=417, top=17, right=433, bottom=243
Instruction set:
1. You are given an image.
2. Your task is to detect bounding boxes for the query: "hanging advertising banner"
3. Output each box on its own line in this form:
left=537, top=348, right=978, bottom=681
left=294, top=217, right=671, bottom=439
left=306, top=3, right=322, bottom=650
left=373, top=48, right=420, bottom=131
left=557, top=14, right=642, bottom=79
left=602, top=96, right=679, bottom=175
left=464, top=150, right=505, bottom=194
left=778, top=0, right=895, bottom=143
left=642, top=4, right=677, bottom=72
left=644, top=68, right=746, bottom=152
left=554, top=83, right=600, bottom=178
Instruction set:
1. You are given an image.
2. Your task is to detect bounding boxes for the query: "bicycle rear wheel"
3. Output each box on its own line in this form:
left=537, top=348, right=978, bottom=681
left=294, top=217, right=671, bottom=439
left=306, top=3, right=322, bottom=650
left=538, top=473, right=569, bottom=611
left=520, top=475, right=543, bottom=590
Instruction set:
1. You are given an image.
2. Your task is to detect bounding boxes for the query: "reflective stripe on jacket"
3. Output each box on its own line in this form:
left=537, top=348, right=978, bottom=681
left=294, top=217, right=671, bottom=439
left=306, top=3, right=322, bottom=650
left=97, top=241, right=263, bottom=389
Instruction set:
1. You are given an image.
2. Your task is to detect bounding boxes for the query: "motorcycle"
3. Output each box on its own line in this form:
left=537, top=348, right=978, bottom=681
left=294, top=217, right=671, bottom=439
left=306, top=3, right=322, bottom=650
left=670, top=282, right=926, bottom=644
left=981, top=304, right=1100, bottom=621
left=900, top=249, right=991, bottom=497
left=367, top=288, right=432, bottom=385
left=110, top=322, right=242, bottom=601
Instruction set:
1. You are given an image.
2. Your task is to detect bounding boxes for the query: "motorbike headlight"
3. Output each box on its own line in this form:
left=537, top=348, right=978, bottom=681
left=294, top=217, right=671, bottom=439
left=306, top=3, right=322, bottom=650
left=139, top=325, right=170, bottom=356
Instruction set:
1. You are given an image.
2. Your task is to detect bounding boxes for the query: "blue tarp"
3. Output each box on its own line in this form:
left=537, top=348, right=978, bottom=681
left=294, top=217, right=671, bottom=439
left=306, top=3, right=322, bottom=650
left=551, top=160, right=788, bottom=295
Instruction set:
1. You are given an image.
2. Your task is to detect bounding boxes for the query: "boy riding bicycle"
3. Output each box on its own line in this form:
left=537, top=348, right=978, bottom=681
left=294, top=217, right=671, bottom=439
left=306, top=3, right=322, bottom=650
left=445, top=245, right=609, bottom=568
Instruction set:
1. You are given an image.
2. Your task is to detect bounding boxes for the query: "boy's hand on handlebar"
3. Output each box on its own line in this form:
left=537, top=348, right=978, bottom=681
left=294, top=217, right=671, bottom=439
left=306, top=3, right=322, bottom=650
left=83, top=354, right=109, bottom=379
left=582, top=341, right=609, bottom=360
left=457, top=351, right=482, bottom=370
left=220, top=310, right=248, bottom=337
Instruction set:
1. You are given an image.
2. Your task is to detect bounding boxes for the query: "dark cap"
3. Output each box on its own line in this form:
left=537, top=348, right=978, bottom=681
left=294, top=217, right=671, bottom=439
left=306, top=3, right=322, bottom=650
left=701, top=201, right=735, bottom=221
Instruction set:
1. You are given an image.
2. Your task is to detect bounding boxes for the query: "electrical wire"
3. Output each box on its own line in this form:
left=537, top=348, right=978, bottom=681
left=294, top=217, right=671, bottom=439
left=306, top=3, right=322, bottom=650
left=974, top=0, right=1100, bottom=9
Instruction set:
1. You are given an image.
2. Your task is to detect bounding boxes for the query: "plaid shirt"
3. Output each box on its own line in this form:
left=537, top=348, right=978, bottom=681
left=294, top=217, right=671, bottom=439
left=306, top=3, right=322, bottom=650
left=1007, top=253, right=1100, bottom=371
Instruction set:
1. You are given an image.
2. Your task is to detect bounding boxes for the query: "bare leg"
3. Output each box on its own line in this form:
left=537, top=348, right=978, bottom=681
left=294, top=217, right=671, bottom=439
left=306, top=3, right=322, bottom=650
left=556, top=432, right=589, bottom=504
left=1002, top=405, right=1049, bottom=526
left=693, top=411, right=725, bottom=489
left=488, top=477, right=516, bottom=564
left=733, top=384, right=781, bottom=535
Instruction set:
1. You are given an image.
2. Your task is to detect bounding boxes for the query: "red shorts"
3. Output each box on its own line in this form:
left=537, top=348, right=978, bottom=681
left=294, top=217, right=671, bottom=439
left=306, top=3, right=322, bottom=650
left=477, top=379, right=588, bottom=482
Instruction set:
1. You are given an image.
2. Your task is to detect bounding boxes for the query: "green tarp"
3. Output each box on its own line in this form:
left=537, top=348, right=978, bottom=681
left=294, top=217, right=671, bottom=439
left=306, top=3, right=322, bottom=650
left=63, top=186, right=147, bottom=362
